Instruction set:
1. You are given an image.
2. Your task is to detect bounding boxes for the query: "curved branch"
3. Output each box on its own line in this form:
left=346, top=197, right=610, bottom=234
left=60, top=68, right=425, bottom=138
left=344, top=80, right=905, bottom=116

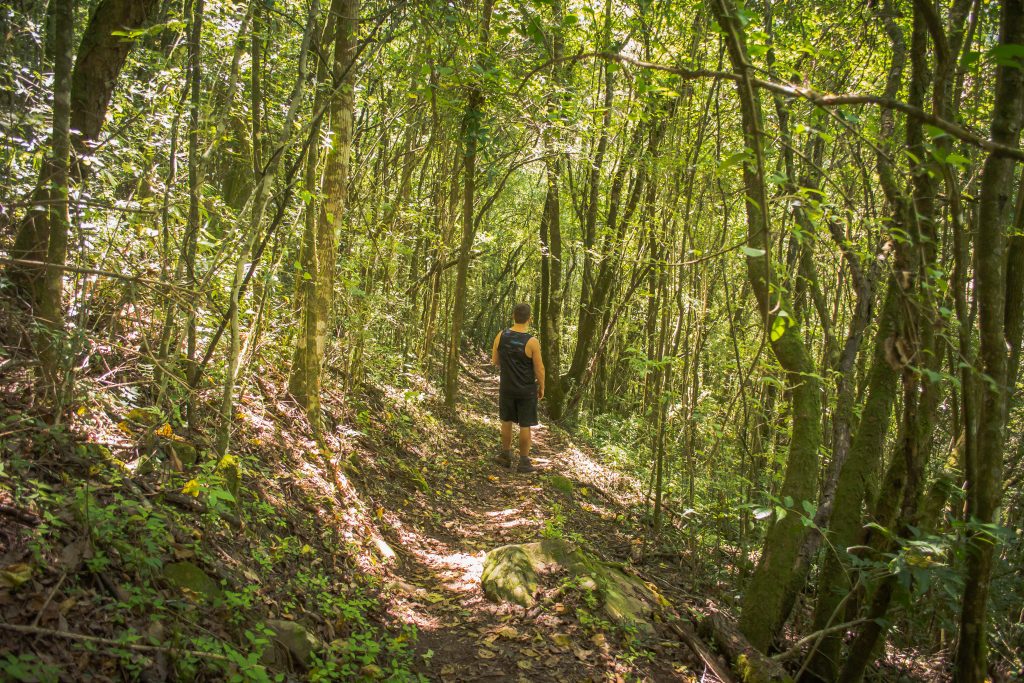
left=519, top=51, right=1024, bottom=161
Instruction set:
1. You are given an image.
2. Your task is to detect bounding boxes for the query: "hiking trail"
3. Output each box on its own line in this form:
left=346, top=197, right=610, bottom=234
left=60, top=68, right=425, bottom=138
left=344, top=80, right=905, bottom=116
left=366, top=359, right=702, bottom=682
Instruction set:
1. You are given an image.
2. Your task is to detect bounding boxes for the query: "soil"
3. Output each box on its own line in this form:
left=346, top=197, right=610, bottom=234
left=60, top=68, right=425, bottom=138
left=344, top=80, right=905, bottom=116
left=369, top=362, right=702, bottom=682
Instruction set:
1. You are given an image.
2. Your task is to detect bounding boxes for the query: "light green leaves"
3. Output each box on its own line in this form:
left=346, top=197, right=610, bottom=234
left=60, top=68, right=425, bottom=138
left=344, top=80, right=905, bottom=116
left=770, top=310, right=793, bottom=342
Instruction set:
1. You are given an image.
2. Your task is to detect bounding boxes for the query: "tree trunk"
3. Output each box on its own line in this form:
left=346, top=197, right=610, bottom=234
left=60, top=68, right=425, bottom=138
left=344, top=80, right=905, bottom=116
left=289, top=0, right=357, bottom=432
left=217, top=2, right=317, bottom=455
left=444, top=0, right=494, bottom=407
left=540, top=0, right=565, bottom=419
left=954, top=1, right=1024, bottom=678
left=9, top=0, right=160, bottom=311
left=710, top=0, right=823, bottom=653
left=31, top=0, right=74, bottom=398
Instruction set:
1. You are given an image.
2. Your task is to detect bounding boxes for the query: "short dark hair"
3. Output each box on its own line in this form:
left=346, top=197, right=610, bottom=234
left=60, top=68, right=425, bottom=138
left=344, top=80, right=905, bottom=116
left=512, top=303, right=531, bottom=324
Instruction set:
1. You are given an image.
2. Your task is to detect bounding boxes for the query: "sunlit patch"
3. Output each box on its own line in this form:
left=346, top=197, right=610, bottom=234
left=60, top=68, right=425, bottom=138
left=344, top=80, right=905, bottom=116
left=485, top=507, right=520, bottom=518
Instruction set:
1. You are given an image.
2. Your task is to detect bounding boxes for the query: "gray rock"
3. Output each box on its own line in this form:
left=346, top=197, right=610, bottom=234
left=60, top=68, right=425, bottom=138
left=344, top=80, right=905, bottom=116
left=481, top=539, right=658, bottom=637
left=262, top=619, right=322, bottom=670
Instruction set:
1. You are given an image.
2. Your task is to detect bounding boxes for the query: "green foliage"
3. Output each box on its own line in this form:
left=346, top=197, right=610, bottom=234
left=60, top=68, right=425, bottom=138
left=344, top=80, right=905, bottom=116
left=0, top=653, right=61, bottom=683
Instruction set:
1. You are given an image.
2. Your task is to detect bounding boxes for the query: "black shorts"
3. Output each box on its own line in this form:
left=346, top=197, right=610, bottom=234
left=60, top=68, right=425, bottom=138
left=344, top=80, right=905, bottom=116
left=499, top=392, right=539, bottom=428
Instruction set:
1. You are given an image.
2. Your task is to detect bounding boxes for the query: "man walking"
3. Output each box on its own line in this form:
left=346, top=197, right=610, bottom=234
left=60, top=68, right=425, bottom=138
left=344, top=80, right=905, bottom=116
left=491, top=303, right=544, bottom=473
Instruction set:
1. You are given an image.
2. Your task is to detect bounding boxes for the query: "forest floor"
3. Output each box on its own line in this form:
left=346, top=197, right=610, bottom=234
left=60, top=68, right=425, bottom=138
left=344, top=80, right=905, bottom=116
left=0, top=342, right=712, bottom=682
left=371, top=360, right=701, bottom=682
left=0, top=339, right=941, bottom=681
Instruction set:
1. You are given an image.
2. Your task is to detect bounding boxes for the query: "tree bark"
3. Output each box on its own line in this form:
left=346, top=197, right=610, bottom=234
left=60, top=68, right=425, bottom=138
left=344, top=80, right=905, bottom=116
left=954, top=1, right=1024, bottom=679
left=289, top=0, right=358, bottom=432
left=710, top=0, right=823, bottom=653
left=444, top=0, right=494, bottom=407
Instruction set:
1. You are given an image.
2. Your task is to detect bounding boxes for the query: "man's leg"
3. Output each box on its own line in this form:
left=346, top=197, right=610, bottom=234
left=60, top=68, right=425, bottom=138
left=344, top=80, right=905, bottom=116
left=501, top=421, right=514, bottom=452
left=517, top=425, right=537, bottom=473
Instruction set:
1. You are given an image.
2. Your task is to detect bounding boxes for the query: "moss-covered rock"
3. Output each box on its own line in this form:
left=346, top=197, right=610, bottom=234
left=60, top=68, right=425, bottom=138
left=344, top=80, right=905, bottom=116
left=163, top=561, right=222, bottom=601
left=262, top=619, right=322, bottom=670
left=481, top=539, right=658, bottom=637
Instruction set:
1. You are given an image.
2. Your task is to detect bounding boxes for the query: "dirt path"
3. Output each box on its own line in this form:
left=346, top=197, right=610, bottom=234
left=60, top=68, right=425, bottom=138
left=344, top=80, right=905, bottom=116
left=372, top=365, right=698, bottom=682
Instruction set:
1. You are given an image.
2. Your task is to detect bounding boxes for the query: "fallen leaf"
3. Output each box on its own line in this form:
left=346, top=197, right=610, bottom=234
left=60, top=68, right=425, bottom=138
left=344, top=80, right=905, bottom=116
left=552, top=633, right=572, bottom=648
left=0, top=563, right=32, bottom=588
left=477, top=648, right=496, bottom=659
left=517, top=659, right=533, bottom=670
left=495, top=626, right=518, bottom=639
left=521, top=647, right=539, bottom=658
left=573, top=647, right=592, bottom=661
left=591, top=633, right=606, bottom=648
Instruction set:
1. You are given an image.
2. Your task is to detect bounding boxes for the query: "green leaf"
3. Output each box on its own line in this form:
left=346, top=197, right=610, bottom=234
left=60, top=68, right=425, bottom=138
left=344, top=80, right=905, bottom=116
left=989, top=43, right=1024, bottom=69
left=770, top=315, right=789, bottom=342
left=741, top=246, right=766, bottom=258
left=718, top=150, right=750, bottom=173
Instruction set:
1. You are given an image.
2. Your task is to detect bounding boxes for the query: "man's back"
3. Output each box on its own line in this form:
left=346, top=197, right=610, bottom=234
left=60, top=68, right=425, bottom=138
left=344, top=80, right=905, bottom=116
left=498, top=328, right=536, bottom=398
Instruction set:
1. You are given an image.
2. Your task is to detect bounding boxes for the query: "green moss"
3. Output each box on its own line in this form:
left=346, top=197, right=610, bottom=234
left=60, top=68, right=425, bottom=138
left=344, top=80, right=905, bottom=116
left=163, top=561, right=222, bottom=601
left=481, top=539, right=657, bottom=637
left=547, top=475, right=575, bottom=496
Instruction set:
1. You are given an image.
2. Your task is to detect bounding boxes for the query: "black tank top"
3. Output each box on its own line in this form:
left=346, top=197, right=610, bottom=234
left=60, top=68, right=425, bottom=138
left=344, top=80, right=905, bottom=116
left=498, top=329, right=537, bottom=398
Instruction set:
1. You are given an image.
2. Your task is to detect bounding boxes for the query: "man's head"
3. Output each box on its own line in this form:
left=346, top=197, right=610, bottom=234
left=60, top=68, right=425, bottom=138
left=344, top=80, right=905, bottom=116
left=512, top=302, right=531, bottom=325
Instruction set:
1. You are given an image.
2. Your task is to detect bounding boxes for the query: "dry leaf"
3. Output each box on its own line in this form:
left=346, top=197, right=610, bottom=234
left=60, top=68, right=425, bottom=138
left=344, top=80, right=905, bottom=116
left=477, top=648, right=496, bottom=659
left=573, top=647, right=592, bottom=661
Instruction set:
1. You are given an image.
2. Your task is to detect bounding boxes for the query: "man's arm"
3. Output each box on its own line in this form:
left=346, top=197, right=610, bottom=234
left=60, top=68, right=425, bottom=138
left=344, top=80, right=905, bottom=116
left=491, top=331, right=502, bottom=366
left=527, top=338, right=545, bottom=399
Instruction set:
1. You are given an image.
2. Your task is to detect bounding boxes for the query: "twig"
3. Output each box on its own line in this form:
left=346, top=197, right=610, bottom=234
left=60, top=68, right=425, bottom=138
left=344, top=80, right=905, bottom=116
left=666, top=619, right=737, bottom=683
left=0, top=503, right=40, bottom=526
left=31, top=572, right=67, bottom=628
left=771, top=618, right=868, bottom=663
left=0, top=622, right=230, bottom=661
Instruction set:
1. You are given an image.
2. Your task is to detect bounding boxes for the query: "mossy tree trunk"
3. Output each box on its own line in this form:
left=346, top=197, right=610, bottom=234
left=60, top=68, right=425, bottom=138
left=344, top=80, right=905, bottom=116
left=540, top=0, right=565, bottom=419
left=289, top=0, right=358, bottom=432
left=9, top=0, right=159, bottom=327
left=710, top=0, right=822, bottom=653
left=954, top=0, right=1024, bottom=678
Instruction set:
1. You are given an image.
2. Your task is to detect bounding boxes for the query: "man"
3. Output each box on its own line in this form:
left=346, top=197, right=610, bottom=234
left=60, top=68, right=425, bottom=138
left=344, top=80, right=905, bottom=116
left=491, top=302, right=544, bottom=473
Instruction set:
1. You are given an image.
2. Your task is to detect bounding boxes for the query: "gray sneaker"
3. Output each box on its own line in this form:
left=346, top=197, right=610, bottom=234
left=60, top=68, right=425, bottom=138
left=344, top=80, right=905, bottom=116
left=495, top=449, right=513, bottom=468
left=516, top=455, right=538, bottom=473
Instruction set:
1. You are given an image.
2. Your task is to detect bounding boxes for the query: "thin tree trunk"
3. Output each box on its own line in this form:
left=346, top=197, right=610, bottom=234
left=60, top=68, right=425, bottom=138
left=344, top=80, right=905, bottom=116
left=710, top=0, right=823, bottom=653
left=217, top=2, right=317, bottom=455
left=289, top=0, right=357, bottom=433
left=444, top=0, right=494, bottom=407
left=954, top=1, right=1024, bottom=678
